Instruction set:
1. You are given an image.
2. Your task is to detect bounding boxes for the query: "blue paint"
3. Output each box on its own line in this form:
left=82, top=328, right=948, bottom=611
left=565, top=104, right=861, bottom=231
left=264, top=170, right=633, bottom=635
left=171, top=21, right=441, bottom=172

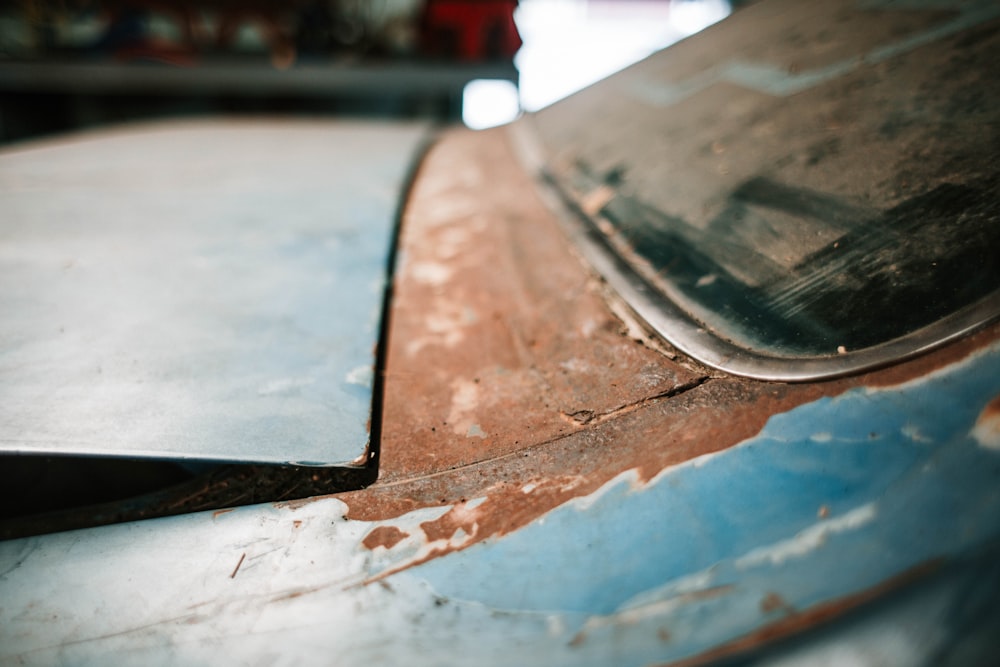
left=411, top=344, right=1000, bottom=658
left=0, top=121, right=427, bottom=465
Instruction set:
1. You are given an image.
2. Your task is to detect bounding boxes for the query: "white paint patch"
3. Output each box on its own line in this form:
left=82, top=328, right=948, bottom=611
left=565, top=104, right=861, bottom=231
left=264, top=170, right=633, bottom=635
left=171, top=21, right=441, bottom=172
left=466, top=424, right=487, bottom=439
left=257, top=376, right=315, bottom=396
left=619, top=567, right=717, bottom=612
left=972, top=403, right=1000, bottom=451
left=810, top=432, right=833, bottom=443
left=447, top=502, right=482, bottom=527
left=447, top=379, right=480, bottom=437
left=576, top=588, right=714, bottom=639
left=522, top=483, right=538, bottom=494
left=735, top=503, right=877, bottom=569
left=597, top=598, right=689, bottom=626
left=409, top=261, right=453, bottom=286
left=695, top=274, right=717, bottom=287
left=372, top=521, right=480, bottom=581
left=425, top=312, right=467, bottom=340
left=546, top=614, right=566, bottom=637
left=448, top=379, right=479, bottom=418
left=345, top=365, right=373, bottom=388
left=559, top=358, right=589, bottom=373
left=406, top=298, right=472, bottom=355
left=902, top=424, right=933, bottom=444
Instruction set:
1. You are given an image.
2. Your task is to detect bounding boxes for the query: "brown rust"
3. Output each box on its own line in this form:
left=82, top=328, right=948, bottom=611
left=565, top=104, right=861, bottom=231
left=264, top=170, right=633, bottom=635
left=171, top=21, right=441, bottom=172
left=377, top=126, right=706, bottom=483
left=979, top=394, right=1000, bottom=420
left=361, top=526, right=409, bottom=551
left=343, top=326, right=993, bottom=539
left=335, top=126, right=1000, bottom=571
left=760, top=592, right=794, bottom=615
left=972, top=393, right=1000, bottom=449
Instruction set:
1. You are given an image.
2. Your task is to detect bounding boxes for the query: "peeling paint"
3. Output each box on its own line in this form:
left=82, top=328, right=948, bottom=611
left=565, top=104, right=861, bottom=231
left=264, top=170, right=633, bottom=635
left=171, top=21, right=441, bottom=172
left=901, top=424, right=933, bottom=443
left=2, top=317, right=1000, bottom=667
left=4, top=99, right=1000, bottom=667
left=381, top=128, right=706, bottom=481
left=409, top=261, right=453, bottom=286
left=570, top=586, right=734, bottom=647
left=972, top=395, right=1000, bottom=450
left=736, top=504, right=878, bottom=569
left=345, top=366, right=373, bottom=388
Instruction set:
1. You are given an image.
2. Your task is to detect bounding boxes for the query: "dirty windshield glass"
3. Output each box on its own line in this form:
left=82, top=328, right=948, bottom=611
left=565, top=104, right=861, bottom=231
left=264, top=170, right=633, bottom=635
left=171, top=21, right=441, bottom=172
left=530, top=0, right=1000, bottom=359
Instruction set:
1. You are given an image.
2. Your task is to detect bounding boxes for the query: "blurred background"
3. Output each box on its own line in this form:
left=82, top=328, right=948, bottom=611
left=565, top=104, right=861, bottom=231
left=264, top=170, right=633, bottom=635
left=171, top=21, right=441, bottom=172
left=0, top=0, right=731, bottom=143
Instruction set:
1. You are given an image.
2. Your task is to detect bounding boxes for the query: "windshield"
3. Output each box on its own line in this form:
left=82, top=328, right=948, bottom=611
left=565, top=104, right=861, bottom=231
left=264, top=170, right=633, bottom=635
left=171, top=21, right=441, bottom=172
left=527, top=0, right=1000, bottom=370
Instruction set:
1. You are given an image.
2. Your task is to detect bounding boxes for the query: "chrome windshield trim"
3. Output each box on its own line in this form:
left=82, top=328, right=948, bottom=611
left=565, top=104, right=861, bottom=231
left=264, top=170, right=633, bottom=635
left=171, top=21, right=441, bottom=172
left=510, top=120, right=1000, bottom=382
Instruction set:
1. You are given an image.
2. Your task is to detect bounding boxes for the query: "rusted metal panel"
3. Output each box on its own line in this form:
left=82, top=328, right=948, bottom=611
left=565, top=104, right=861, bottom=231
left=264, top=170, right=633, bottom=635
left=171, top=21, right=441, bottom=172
left=1, top=328, right=998, bottom=665
left=2, top=1, right=1000, bottom=662
left=4, top=124, right=998, bottom=666
left=378, top=128, right=706, bottom=482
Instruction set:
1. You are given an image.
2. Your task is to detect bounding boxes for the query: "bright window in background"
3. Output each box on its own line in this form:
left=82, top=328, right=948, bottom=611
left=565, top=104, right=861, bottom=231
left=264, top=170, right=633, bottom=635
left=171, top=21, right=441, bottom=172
left=462, top=0, right=730, bottom=129
left=462, top=79, right=522, bottom=130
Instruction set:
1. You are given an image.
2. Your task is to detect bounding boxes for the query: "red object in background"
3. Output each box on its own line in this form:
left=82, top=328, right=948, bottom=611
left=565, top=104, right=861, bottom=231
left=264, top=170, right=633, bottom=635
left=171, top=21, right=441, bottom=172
left=421, top=0, right=522, bottom=61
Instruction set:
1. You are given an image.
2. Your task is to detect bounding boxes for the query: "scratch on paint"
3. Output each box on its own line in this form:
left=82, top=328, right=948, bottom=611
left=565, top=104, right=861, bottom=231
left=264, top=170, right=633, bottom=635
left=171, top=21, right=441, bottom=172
left=230, top=553, right=246, bottom=579
left=735, top=503, right=877, bottom=569
left=569, top=585, right=734, bottom=647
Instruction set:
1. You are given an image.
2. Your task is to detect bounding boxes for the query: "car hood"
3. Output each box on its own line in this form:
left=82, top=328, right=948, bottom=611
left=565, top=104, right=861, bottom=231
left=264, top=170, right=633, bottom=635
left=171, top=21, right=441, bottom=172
left=0, top=119, right=429, bottom=466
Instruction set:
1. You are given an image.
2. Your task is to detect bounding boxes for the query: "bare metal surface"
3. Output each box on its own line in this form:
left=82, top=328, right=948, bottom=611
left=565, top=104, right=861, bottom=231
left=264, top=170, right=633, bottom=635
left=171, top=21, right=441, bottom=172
left=0, top=119, right=427, bottom=465
left=351, top=126, right=1000, bottom=567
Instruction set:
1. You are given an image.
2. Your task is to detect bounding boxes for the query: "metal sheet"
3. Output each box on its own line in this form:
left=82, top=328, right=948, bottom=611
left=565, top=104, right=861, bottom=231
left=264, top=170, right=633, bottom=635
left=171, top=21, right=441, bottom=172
left=0, top=120, right=427, bottom=465
left=376, top=127, right=706, bottom=482
left=0, top=336, right=998, bottom=666
left=1, top=125, right=1000, bottom=666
